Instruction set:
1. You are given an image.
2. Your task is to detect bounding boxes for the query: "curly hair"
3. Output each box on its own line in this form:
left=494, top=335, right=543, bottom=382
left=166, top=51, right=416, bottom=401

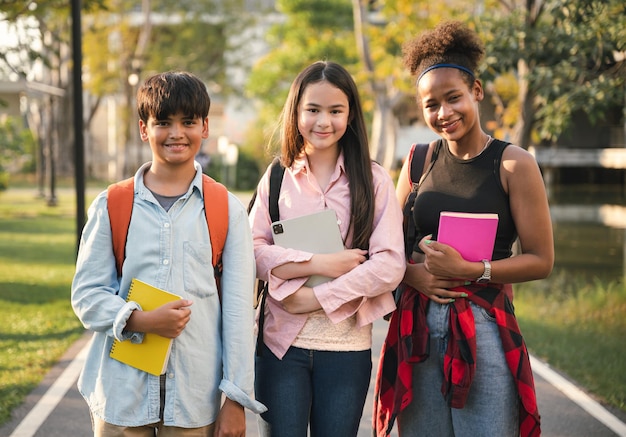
left=402, top=21, right=485, bottom=83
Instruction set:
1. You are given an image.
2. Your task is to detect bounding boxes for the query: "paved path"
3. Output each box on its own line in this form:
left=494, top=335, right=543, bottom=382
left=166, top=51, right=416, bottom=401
left=1, top=319, right=625, bottom=437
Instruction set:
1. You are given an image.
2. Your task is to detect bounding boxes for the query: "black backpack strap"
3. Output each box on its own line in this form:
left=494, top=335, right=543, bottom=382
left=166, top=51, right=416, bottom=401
left=247, top=157, right=284, bottom=218
left=409, top=143, right=430, bottom=185
left=255, top=157, right=284, bottom=356
left=268, top=158, right=284, bottom=223
left=385, top=142, right=436, bottom=320
left=402, top=143, right=433, bottom=260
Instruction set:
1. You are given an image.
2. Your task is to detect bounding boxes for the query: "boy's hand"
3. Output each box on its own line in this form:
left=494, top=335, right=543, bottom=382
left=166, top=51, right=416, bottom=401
left=214, top=398, right=245, bottom=437
left=126, top=299, right=192, bottom=338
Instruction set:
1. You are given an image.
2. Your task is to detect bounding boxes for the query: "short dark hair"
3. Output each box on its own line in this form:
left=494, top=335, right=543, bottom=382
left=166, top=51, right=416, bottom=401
left=136, top=71, right=210, bottom=122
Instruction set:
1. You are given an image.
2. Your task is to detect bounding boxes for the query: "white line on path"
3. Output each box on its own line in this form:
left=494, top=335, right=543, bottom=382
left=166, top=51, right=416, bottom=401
left=8, top=341, right=626, bottom=437
left=530, top=355, right=626, bottom=437
left=9, top=344, right=88, bottom=437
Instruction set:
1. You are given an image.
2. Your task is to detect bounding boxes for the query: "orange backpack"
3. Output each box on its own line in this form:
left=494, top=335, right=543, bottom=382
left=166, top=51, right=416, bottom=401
left=107, top=174, right=229, bottom=298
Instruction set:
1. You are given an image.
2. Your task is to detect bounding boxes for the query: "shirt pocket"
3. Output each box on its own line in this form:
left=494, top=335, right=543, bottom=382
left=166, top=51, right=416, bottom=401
left=183, top=241, right=217, bottom=299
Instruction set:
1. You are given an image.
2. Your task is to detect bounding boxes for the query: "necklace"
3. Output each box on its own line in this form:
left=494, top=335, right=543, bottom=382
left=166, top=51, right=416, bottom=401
left=475, top=135, right=492, bottom=158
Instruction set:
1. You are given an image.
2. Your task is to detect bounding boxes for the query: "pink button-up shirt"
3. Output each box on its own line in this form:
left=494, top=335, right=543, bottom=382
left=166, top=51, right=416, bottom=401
left=249, top=153, right=406, bottom=359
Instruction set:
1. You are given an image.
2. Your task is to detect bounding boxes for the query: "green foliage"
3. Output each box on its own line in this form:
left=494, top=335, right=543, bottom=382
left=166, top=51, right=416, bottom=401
left=82, top=0, right=254, bottom=100
left=144, top=20, right=228, bottom=86
left=245, top=0, right=359, bottom=118
left=0, top=117, right=36, bottom=186
left=245, top=0, right=493, bottom=163
left=234, top=149, right=262, bottom=191
left=278, top=0, right=353, bottom=28
left=479, top=0, right=626, bottom=143
left=203, top=148, right=260, bottom=191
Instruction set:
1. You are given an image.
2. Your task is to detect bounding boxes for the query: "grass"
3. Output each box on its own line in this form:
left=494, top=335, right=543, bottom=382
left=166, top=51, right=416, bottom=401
left=0, top=187, right=91, bottom=425
left=514, top=270, right=626, bottom=412
left=0, top=184, right=625, bottom=428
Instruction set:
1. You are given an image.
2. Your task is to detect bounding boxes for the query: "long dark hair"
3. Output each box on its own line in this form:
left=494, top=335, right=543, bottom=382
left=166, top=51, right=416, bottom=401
left=279, top=61, right=375, bottom=250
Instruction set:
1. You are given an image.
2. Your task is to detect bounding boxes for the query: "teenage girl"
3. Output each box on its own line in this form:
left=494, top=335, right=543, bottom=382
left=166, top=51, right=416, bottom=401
left=374, top=21, right=554, bottom=437
left=249, top=61, right=405, bottom=437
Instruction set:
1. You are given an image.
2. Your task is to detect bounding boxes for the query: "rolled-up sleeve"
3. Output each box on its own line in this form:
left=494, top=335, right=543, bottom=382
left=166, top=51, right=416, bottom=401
left=220, top=194, right=267, bottom=413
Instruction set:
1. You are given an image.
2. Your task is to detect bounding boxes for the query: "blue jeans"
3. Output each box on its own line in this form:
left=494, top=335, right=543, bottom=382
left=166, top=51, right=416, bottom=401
left=255, top=343, right=371, bottom=437
left=397, top=302, right=519, bottom=436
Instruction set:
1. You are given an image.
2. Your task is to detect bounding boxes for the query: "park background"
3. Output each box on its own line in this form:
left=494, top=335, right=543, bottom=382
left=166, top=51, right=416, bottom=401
left=0, top=0, right=625, bottom=429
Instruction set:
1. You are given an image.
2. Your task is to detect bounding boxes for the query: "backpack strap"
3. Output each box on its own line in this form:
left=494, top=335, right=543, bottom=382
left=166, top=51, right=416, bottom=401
left=251, top=158, right=285, bottom=356
left=201, top=174, right=229, bottom=299
left=247, top=157, right=284, bottom=221
left=107, top=177, right=135, bottom=278
left=107, top=174, right=229, bottom=299
left=401, top=143, right=431, bottom=261
left=267, top=158, right=284, bottom=222
left=408, top=143, right=430, bottom=185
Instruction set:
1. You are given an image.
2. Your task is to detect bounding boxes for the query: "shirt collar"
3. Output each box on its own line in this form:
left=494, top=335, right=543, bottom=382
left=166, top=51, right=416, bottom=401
left=134, top=161, right=204, bottom=198
left=292, top=152, right=346, bottom=175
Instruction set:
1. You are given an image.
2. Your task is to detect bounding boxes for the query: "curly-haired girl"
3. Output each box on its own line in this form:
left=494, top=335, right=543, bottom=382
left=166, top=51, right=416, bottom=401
left=374, top=21, right=554, bottom=437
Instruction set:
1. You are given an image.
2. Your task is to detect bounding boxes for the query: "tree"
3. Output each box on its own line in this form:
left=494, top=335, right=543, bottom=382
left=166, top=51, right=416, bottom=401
left=246, top=0, right=625, bottom=171
left=0, top=116, right=37, bottom=190
left=246, top=0, right=357, bottom=112
left=350, top=0, right=475, bottom=168
left=0, top=0, right=105, bottom=200
left=2, top=0, right=259, bottom=186
left=81, top=0, right=257, bottom=178
left=479, top=0, right=626, bottom=148
left=245, top=0, right=478, bottom=169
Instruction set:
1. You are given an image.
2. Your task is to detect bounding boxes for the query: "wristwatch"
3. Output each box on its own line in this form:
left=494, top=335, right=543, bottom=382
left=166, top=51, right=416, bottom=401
left=476, top=259, right=491, bottom=284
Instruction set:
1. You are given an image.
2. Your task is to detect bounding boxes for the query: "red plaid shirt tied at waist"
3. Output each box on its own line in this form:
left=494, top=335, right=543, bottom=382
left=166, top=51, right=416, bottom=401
left=373, top=282, right=540, bottom=437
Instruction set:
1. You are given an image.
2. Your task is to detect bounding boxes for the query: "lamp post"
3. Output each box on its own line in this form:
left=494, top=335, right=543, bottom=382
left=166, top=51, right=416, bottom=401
left=71, top=0, right=85, bottom=253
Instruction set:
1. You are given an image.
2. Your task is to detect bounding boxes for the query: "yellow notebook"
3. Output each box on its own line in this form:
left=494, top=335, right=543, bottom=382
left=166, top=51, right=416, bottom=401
left=109, top=278, right=181, bottom=376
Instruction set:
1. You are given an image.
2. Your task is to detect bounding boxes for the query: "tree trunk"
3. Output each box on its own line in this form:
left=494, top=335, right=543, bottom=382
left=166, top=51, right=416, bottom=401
left=511, top=0, right=544, bottom=149
left=513, top=59, right=534, bottom=149
left=351, top=0, right=397, bottom=169
left=371, top=97, right=398, bottom=168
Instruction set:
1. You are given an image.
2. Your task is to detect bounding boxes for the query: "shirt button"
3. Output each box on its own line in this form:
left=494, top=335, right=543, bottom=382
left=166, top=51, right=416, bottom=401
left=164, top=223, right=170, bottom=228
left=163, top=259, right=169, bottom=265
left=168, top=373, right=174, bottom=378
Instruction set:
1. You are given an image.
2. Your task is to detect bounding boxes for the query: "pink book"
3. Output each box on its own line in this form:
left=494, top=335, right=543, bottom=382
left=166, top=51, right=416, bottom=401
left=437, top=212, right=499, bottom=262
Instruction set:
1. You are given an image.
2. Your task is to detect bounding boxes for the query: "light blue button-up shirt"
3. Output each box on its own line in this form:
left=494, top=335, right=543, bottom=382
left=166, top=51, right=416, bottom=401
left=71, top=162, right=265, bottom=427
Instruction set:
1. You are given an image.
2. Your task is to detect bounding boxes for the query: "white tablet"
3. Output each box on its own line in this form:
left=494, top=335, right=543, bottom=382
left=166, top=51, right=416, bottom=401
left=272, top=209, right=344, bottom=286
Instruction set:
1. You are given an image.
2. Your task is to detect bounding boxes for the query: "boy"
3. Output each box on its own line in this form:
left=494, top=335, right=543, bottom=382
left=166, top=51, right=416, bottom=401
left=71, top=71, right=265, bottom=436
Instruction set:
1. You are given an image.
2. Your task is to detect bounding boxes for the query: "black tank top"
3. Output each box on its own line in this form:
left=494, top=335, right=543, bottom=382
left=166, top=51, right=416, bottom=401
left=412, top=139, right=517, bottom=260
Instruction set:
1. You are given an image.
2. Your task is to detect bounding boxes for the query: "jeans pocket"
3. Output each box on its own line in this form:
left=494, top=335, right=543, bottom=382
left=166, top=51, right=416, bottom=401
left=183, top=241, right=216, bottom=298
left=471, top=302, right=497, bottom=323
